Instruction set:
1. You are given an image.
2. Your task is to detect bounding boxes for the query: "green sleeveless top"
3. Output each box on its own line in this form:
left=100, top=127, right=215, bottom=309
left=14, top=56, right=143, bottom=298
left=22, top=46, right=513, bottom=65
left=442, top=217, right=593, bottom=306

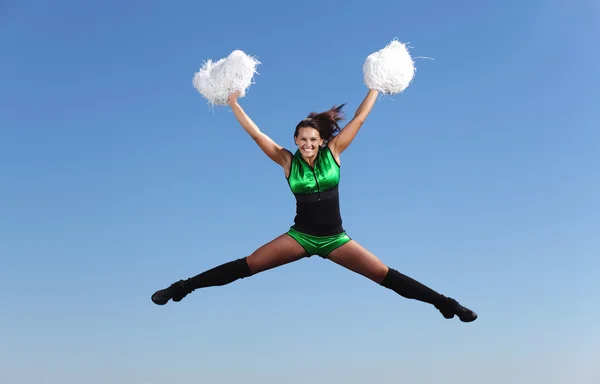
left=286, top=145, right=343, bottom=236
left=287, top=145, right=340, bottom=195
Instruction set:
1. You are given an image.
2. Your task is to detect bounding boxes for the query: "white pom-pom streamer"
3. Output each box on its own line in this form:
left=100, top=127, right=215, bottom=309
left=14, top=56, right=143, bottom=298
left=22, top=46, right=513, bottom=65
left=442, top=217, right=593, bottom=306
left=192, top=50, right=261, bottom=106
left=363, top=40, right=415, bottom=94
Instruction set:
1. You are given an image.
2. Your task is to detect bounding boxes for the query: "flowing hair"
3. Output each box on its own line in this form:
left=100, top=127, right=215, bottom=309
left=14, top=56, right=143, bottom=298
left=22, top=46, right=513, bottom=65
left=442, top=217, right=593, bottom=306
left=294, top=103, right=346, bottom=144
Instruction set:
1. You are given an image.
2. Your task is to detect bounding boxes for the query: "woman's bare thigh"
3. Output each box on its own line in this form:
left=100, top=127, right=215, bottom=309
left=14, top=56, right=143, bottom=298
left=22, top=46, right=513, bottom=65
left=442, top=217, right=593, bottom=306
left=327, top=240, right=389, bottom=283
left=246, top=233, right=309, bottom=275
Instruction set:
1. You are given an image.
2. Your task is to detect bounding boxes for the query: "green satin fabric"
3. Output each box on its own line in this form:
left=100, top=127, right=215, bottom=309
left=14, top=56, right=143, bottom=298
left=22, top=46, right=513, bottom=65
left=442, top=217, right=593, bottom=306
left=287, top=145, right=340, bottom=194
left=286, top=227, right=351, bottom=258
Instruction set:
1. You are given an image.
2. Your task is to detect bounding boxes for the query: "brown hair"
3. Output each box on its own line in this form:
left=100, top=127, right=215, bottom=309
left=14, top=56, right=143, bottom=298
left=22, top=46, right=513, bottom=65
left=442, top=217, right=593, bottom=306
left=294, top=103, right=346, bottom=144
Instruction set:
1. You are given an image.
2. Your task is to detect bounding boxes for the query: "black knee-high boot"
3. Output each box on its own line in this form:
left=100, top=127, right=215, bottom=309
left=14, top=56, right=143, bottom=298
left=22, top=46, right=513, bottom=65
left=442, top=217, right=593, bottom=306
left=151, top=258, right=252, bottom=305
left=380, top=268, right=478, bottom=322
left=380, top=268, right=445, bottom=305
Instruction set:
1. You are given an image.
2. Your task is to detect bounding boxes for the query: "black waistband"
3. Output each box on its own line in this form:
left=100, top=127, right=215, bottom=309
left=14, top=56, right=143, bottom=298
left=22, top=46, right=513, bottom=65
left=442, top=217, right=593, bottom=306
left=293, top=185, right=339, bottom=203
left=292, top=185, right=343, bottom=236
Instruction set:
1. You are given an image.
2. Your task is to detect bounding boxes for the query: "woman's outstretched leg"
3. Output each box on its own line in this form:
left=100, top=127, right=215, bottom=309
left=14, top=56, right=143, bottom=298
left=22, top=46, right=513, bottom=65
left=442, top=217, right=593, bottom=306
left=151, top=233, right=309, bottom=305
left=326, top=240, right=477, bottom=322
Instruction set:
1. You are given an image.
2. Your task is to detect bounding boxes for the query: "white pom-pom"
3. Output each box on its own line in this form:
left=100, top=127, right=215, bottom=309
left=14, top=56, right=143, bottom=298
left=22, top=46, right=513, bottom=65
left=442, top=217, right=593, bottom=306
left=363, top=39, right=415, bottom=94
left=192, top=49, right=261, bottom=106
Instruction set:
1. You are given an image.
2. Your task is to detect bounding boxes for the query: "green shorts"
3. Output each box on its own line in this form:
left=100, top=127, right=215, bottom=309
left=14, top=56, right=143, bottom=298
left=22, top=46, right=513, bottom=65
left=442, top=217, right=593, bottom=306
left=286, top=227, right=352, bottom=258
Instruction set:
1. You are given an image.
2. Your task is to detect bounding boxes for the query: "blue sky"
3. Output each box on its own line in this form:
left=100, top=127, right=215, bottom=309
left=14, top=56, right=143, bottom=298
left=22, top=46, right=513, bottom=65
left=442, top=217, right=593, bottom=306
left=1, top=0, right=599, bottom=383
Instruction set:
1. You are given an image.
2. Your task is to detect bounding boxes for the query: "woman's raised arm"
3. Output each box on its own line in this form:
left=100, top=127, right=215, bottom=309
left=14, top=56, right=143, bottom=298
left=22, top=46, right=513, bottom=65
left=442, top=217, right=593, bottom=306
left=328, top=89, right=378, bottom=156
left=228, top=92, right=291, bottom=168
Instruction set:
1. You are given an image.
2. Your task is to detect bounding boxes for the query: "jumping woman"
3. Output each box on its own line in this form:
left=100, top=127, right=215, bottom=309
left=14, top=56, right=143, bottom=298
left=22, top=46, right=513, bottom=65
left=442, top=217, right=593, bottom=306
left=151, top=88, right=478, bottom=322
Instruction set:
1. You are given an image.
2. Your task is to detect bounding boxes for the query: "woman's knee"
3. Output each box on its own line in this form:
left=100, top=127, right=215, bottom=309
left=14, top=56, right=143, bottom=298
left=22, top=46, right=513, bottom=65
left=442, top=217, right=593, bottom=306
left=370, top=263, right=390, bottom=284
left=245, top=252, right=264, bottom=275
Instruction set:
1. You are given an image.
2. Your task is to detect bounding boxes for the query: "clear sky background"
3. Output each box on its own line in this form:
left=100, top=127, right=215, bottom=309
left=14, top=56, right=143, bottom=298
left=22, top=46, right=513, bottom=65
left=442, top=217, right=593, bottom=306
left=1, top=0, right=599, bottom=383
